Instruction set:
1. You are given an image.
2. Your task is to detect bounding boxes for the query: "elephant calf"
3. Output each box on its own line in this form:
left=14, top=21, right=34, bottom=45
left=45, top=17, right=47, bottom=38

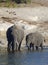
left=26, top=32, right=45, bottom=50
left=6, top=25, right=24, bottom=52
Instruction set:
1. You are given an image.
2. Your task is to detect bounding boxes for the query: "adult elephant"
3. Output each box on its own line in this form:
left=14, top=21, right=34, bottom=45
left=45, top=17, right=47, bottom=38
left=26, top=32, right=45, bottom=50
left=6, top=25, right=24, bottom=52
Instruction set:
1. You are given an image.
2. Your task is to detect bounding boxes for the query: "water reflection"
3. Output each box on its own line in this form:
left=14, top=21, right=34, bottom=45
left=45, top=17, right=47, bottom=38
left=7, top=53, right=16, bottom=65
left=0, top=49, right=48, bottom=65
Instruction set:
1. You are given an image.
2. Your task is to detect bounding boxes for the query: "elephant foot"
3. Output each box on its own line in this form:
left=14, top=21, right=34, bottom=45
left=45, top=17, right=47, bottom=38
left=32, top=47, right=34, bottom=51
left=18, top=43, right=21, bottom=51
left=40, top=44, right=43, bottom=50
left=7, top=47, right=11, bottom=52
left=12, top=50, right=14, bottom=53
left=18, top=46, right=21, bottom=51
left=28, top=47, right=30, bottom=51
left=41, top=47, right=43, bottom=50
left=36, top=46, right=38, bottom=50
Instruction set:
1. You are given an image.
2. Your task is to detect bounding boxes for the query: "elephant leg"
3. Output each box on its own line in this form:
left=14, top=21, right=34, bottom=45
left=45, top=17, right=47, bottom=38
left=30, top=43, right=34, bottom=50
left=26, top=44, right=30, bottom=50
left=27, top=43, right=31, bottom=51
left=40, top=43, right=43, bottom=50
left=28, top=46, right=31, bottom=50
left=36, top=46, right=38, bottom=50
left=7, top=43, right=10, bottom=52
left=18, top=42, right=21, bottom=51
left=32, top=44, right=34, bottom=50
left=13, top=40, right=18, bottom=51
left=30, top=43, right=32, bottom=48
left=12, top=41, right=14, bottom=52
left=18, top=43, right=21, bottom=51
left=7, top=41, right=11, bottom=52
left=16, top=43, right=18, bottom=51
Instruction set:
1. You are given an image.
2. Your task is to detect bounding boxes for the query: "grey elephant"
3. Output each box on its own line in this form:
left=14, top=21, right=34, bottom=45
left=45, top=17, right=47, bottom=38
left=26, top=32, right=45, bottom=50
left=6, top=25, right=24, bottom=52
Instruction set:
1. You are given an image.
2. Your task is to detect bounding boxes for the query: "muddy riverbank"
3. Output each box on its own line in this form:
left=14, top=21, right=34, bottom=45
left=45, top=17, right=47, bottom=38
left=0, top=7, right=48, bottom=51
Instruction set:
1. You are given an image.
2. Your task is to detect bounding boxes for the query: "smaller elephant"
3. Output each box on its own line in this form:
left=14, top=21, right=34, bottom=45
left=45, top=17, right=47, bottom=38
left=26, top=32, right=45, bottom=50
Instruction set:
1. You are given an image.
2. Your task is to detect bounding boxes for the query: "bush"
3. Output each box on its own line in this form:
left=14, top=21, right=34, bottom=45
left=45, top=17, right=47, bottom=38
left=0, top=0, right=31, bottom=3
left=0, top=0, right=5, bottom=2
left=15, top=0, right=21, bottom=3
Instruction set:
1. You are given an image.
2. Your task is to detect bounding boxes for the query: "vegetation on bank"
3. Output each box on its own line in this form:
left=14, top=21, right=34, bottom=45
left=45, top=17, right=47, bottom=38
left=0, top=0, right=31, bottom=7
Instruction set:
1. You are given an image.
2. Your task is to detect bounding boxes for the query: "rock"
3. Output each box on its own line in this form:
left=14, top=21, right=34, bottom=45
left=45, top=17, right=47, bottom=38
left=0, top=21, right=14, bottom=48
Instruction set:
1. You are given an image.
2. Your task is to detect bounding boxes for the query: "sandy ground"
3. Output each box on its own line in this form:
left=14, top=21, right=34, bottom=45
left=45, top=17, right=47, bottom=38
left=0, top=5, right=48, bottom=50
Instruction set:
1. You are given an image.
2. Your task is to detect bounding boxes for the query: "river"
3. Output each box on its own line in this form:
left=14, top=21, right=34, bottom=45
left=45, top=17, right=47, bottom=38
left=0, top=48, right=48, bottom=65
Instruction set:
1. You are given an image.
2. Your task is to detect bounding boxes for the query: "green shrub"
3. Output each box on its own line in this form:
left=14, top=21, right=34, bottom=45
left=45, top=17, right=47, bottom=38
left=0, top=0, right=31, bottom=3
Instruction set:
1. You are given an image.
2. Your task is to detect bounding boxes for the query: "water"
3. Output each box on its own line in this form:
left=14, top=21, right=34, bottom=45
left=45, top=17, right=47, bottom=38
left=0, top=48, right=48, bottom=65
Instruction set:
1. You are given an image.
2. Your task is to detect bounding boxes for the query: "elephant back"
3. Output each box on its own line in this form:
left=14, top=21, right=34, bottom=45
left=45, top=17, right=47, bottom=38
left=31, top=32, right=44, bottom=46
left=11, top=25, right=24, bottom=44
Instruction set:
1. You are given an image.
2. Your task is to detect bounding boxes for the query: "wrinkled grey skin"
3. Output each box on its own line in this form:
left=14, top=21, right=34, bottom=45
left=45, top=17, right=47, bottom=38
left=26, top=32, right=45, bottom=50
left=6, top=25, right=24, bottom=52
left=12, top=25, right=24, bottom=51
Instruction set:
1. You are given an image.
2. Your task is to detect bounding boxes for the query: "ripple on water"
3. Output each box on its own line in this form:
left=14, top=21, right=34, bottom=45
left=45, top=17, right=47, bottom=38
left=0, top=48, right=48, bottom=65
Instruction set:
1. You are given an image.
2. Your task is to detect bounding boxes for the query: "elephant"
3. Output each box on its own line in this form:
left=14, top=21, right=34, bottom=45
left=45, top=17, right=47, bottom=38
left=6, top=26, right=14, bottom=52
left=26, top=32, right=45, bottom=51
left=6, top=25, right=24, bottom=52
